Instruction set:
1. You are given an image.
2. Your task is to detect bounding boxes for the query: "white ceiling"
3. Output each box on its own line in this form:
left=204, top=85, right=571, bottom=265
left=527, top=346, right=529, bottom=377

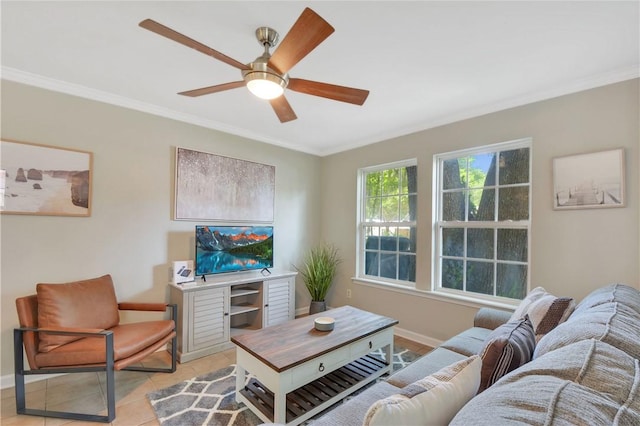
left=2, top=1, right=638, bottom=156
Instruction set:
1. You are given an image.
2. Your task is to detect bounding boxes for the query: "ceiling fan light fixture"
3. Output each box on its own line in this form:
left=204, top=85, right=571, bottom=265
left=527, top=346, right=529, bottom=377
left=245, top=71, right=286, bottom=100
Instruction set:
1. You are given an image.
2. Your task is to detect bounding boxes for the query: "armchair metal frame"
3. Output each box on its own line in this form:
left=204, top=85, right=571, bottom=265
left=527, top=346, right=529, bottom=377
left=14, top=304, right=177, bottom=423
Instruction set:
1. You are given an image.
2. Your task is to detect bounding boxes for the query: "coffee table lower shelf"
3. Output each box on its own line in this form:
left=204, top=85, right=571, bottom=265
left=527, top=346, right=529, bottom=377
left=240, top=354, right=388, bottom=424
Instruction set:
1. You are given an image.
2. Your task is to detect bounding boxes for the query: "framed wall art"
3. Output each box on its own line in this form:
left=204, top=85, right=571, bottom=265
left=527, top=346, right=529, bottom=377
left=1, top=139, right=92, bottom=216
left=553, top=148, right=625, bottom=210
left=175, top=147, right=275, bottom=222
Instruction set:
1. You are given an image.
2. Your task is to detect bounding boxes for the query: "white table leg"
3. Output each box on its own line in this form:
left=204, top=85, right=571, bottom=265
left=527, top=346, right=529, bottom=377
left=235, top=364, right=245, bottom=402
left=274, top=387, right=287, bottom=424
left=384, top=340, right=394, bottom=371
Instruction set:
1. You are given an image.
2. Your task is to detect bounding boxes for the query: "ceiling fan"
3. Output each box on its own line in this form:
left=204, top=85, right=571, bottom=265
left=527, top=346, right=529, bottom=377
left=139, top=7, right=369, bottom=123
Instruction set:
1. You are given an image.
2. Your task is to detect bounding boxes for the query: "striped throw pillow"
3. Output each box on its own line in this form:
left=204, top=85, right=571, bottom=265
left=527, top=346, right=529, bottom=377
left=479, top=315, right=535, bottom=392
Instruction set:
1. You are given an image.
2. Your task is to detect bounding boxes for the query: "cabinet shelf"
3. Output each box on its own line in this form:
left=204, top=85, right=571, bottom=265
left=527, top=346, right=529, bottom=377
left=230, top=304, right=260, bottom=316
left=231, top=288, right=260, bottom=298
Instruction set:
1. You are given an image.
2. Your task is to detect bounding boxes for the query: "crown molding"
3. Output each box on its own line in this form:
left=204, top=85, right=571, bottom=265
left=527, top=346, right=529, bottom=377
left=3, top=66, right=638, bottom=157
left=318, top=66, right=640, bottom=156
left=1, top=67, right=321, bottom=156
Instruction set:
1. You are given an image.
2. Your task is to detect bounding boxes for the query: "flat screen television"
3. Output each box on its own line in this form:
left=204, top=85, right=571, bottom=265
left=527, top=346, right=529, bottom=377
left=195, top=225, right=273, bottom=276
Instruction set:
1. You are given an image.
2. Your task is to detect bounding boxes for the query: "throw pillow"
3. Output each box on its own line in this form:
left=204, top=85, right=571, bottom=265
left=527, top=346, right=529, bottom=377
left=479, top=315, right=535, bottom=392
left=37, top=274, right=120, bottom=352
left=363, top=355, right=481, bottom=426
left=510, top=286, right=575, bottom=341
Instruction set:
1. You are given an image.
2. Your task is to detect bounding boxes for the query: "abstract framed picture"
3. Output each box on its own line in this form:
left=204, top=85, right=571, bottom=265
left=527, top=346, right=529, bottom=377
left=553, top=148, right=625, bottom=210
left=1, top=139, right=92, bottom=216
left=175, top=147, right=275, bottom=222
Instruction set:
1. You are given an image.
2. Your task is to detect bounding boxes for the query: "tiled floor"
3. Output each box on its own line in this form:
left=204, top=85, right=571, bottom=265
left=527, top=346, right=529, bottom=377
left=0, top=336, right=431, bottom=425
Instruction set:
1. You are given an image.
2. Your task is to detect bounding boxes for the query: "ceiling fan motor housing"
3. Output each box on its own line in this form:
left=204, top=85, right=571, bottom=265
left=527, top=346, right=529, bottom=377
left=255, top=27, right=279, bottom=48
left=242, top=27, right=288, bottom=98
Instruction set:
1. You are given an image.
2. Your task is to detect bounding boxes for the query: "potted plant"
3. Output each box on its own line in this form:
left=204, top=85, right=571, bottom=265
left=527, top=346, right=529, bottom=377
left=296, top=244, right=342, bottom=314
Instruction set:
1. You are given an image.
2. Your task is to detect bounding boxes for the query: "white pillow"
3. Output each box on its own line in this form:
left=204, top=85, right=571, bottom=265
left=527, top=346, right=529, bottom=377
left=510, top=286, right=575, bottom=341
left=363, top=355, right=481, bottom=426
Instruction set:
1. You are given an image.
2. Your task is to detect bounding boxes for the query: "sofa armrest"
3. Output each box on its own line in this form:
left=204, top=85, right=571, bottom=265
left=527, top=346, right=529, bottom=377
left=474, top=307, right=512, bottom=330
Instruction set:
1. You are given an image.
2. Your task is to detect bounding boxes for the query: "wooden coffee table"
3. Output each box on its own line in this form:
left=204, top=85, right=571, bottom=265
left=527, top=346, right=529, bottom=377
left=231, top=305, right=398, bottom=425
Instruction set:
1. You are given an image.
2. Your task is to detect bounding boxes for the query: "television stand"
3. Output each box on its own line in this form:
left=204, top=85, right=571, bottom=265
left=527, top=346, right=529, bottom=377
left=168, top=269, right=297, bottom=363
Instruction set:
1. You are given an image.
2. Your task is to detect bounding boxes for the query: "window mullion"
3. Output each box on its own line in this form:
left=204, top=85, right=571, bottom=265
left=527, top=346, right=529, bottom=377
left=434, top=138, right=531, bottom=301
left=359, top=160, right=417, bottom=285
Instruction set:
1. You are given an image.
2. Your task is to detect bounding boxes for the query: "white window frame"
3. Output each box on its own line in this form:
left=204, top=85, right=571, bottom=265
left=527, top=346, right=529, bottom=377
left=356, top=159, right=418, bottom=287
left=432, top=138, right=532, bottom=303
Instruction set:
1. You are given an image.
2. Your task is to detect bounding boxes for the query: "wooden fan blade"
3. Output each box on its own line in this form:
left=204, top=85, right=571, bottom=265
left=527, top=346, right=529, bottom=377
left=178, top=81, right=245, bottom=97
left=139, top=19, right=250, bottom=71
left=270, top=96, right=297, bottom=122
left=268, top=8, right=334, bottom=75
left=288, top=78, right=369, bottom=105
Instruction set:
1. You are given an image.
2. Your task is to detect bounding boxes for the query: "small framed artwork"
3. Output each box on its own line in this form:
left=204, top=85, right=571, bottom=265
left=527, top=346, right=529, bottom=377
left=553, top=148, right=625, bottom=210
left=1, top=139, right=92, bottom=216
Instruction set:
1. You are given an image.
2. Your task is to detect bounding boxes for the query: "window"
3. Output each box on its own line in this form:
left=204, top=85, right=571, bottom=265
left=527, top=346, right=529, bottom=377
left=358, top=160, right=417, bottom=284
left=433, top=139, right=531, bottom=301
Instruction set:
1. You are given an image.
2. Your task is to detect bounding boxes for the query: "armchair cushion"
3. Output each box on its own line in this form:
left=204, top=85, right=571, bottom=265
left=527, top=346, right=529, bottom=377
left=34, top=320, right=175, bottom=368
left=36, top=275, right=120, bottom=352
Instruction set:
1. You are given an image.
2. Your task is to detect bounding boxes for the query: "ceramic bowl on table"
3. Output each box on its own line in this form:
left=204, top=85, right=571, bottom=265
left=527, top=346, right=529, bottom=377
left=314, top=317, right=335, bottom=331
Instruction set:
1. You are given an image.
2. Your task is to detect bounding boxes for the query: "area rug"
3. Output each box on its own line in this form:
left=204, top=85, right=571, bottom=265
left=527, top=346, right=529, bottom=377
left=147, top=345, right=421, bottom=426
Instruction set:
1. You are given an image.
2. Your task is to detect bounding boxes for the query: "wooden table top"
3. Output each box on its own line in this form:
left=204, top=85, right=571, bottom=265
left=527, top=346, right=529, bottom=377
left=231, top=305, right=398, bottom=372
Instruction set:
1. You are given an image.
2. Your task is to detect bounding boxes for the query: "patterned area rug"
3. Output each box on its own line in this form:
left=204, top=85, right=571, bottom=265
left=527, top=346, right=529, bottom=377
left=147, top=346, right=421, bottom=426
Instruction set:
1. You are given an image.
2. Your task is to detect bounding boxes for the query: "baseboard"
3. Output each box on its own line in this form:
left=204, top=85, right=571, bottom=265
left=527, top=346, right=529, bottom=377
left=295, top=306, right=309, bottom=317
left=1, top=371, right=64, bottom=390
left=393, top=326, right=443, bottom=349
left=2, top=323, right=441, bottom=390
left=1, top=344, right=172, bottom=390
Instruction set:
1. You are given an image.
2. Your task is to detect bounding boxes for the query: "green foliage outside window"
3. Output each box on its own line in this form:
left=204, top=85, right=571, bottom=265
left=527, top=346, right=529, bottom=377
left=439, top=145, right=530, bottom=300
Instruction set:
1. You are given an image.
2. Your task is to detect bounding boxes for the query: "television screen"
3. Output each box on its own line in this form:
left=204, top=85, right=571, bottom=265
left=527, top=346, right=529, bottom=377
left=195, top=225, right=273, bottom=276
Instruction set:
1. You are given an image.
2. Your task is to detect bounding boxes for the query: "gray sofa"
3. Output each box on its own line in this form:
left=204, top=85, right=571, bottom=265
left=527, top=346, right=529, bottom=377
left=313, top=283, right=640, bottom=425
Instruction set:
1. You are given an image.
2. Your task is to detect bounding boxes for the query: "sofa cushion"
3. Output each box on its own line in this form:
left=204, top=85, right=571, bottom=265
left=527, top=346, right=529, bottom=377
left=440, top=327, right=493, bottom=357
left=37, top=275, right=120, bottom=352
left=534, top=297, right=640, bottom=360
left=451, top=339, right=640, bottom=425
left=364, top=355, right=481, bottom=426
left=573, top=283, right=640, bottom=316
left=510, top=286, right=575, bottom=341
left=386, top=347, right=467, bottom=388
left=479, top=315, right=535, bottom=392
left=310, top=381, right=402, bottom=426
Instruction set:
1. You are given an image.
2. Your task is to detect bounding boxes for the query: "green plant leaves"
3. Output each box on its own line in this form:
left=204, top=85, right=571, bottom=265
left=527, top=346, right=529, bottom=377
left=295, top=244, right=342, bottom=301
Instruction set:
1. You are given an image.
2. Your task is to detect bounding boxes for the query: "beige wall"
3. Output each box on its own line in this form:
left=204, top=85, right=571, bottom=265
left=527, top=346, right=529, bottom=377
left=0, top=81, right=322, bottom=377
left=1, top=78, right=638, bottom=379
left=321, top=79, right=639, bottom=343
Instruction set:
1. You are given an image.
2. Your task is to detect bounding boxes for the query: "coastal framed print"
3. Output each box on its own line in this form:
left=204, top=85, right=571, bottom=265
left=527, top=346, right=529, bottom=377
left=553, top=148, right=625, bottom=210
left=1, top=139, right=92, bottom=216
left=174, top=147, right=275, bottom=222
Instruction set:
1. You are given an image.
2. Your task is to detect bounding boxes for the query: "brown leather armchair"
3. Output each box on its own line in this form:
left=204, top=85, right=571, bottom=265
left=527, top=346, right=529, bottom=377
left=14, top=274, right=177, bottom=423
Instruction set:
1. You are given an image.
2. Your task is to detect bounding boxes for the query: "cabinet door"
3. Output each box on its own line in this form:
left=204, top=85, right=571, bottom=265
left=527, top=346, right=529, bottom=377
left=188, top=287, right=229, bottom=352
left=264, top=277, right=294, bottom=327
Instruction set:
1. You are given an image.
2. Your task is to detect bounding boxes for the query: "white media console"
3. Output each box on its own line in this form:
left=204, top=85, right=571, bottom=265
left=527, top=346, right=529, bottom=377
left=168, top=269, right=297, bottom=362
